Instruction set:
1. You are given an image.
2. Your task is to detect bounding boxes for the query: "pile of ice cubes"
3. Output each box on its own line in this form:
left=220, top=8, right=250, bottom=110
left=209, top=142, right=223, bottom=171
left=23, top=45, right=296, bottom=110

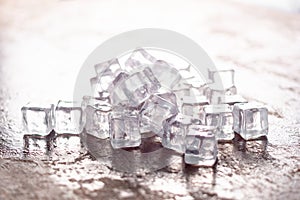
left=21, top=48, right=269, bottom=167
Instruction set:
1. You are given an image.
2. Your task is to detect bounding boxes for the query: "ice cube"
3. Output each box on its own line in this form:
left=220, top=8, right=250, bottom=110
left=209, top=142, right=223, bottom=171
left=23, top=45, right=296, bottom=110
left=140, top=93, right=178, bottom=136
left=125, top=48, right=157, bottom=72
left=208, top=69, right=237, bottom=95
left=233, top=103, right=268, bottom=140
left=109, top=109, right=141, bottom=149
left=84, top=98, right=111, bottom=139
left=181, top=95, right=209, bottom=119
left=202, top=104, right=234, bottom=141
left=184, top=125, right=218, bottom=166
left=222, top=94, right=247, bottom=105
left=91, top=58, right=124, bottom=98
left=21, top=103, right=54, bottom=136
left=151, top=60, right=181, bottom=89
left=54, top=101, right=84, bottom=134
left=110, top=67, right=160, bottom=107
left=94, top=58, right=123, bottom=77
left=162, top=114, right=192, bottom=153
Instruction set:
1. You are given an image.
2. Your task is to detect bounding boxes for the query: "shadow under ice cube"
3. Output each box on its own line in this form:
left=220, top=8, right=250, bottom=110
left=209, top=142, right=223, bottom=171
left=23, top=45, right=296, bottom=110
left=54, top=101, right=84, bottom=134
left=233, top=103, right=268, bottom=140
left=21, top=103, right=54, bottom=136
left=109, top=111, right=141, bottom=149
left=84, top=98, right=111, bottom=139
left=185, top=125, right=217, bottom=167
left=202, top=104, right=234, bottom=141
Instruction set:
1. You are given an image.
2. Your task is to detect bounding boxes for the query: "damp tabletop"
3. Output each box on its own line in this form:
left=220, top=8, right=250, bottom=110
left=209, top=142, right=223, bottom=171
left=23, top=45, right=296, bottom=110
left=0, top=0, right=299, bottom=199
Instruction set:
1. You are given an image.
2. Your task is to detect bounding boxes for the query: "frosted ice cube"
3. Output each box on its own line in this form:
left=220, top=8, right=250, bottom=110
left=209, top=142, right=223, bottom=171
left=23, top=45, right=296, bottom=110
left=151, top=60, right=181, bottom=89
left=21, top=103, right=54, bottom=136
left=54, top=101, right=84, bottom=134
left=162, top=114, right=192, bottom=153
left=233, top=103, right=268, bottom=140
left=202, top=104, right=234, bottom=141
left=185, top=125, right=217, bottom=166
left=208, top=69, right=237, bottom=95
left=125, top=48, right=157, bottom=72
left=84, top=98, right=111, bottom=139
left=140, top=93, right=178, bottom=136
left=109, top=110, right=141, bottom=149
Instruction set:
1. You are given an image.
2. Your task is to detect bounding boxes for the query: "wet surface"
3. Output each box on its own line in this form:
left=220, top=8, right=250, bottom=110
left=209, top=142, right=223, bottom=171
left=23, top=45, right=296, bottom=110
left=0, top=0, right=300, bottom=199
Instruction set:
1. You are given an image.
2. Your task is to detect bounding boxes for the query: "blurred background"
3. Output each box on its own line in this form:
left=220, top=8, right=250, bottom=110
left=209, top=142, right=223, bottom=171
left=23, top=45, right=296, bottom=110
left=0, top=0, right=299, bottom=199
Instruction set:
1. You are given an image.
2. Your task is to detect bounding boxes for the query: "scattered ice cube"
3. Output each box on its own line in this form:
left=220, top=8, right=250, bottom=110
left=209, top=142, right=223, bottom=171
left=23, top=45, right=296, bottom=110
left=202, top=104, right=234, bottom=141
left=140, top=93, right=178, bottom=136
left=233, top=103, right=268, bottom=140
left=109, top=109, right=141, bottom=149
left=185, top=125, right=217, bottom=166
left=84, top=98, right=111, bottom=139
left=21, top=103, right=54, bottom=136
left=162, top=114, right=192, bottom=153
left=151, top=60, right=181, bottom=89
left=54, top=101, right=84, bottom=134
left=125, top=48, right=157, bottom=72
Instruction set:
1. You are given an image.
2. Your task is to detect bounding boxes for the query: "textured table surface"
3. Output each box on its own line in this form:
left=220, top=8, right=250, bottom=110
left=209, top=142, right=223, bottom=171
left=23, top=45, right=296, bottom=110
left=0, top=0, right=299, bottom=199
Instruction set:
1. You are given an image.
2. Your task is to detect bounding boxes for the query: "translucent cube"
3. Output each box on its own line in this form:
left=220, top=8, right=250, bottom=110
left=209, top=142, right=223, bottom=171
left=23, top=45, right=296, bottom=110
left=208, top=69, right=237, bottom=95
left=91, top=58, right=123, bottom=98
left=233, top=103, right=268, bottom=140
left=84, top=98, right=111, bottom=139
left=21, top=103, right=54, bottom=136
left=202, top=104, right=234, bottom=141
left=181, top=95, right=209, bottom=119
left=110, top=67, right=160, bottom=107
left=109, top=110, right=141, bottom=149
left=54, top=101, right=84, bottom=134
left=125, top=48, right=157, bottom=72
left=185, top=125, right=217, bottom=166
left=222, top=94, right=247, bottom=105
left=140, top=93, right=178, bottom=136
left=151, top=60, right=181, bottom=89
left=162, top=114, right=192, bottom=153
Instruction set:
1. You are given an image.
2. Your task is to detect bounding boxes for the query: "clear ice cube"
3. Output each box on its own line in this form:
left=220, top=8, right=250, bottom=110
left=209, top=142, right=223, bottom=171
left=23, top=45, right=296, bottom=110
left=140, top=93, right=178, bottom=136
left=185, top=125, right=217, bottom=166
left=202, top=104, right=234, bottom=141
left=109, top=110, right=141, bottom=149
left=162, top=114, right=192, bottom=153
left=54, top=101, right=84, bottom=134
left=91, top=58, right=123, bottom=98
left=110, top=67, right=160, bottom=107
left=233, top=103, right=268, bottom=140
left=125, top=48, right=157, bottom=72
left=151, top=60, right=181, bottom=89
left=208, top=69, right=237, bottom=95
left=84, top=98, right=111, bottom=139
left=21, top=103, right=54, bottom=136
left=181, top=95, right=209, bottom=119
